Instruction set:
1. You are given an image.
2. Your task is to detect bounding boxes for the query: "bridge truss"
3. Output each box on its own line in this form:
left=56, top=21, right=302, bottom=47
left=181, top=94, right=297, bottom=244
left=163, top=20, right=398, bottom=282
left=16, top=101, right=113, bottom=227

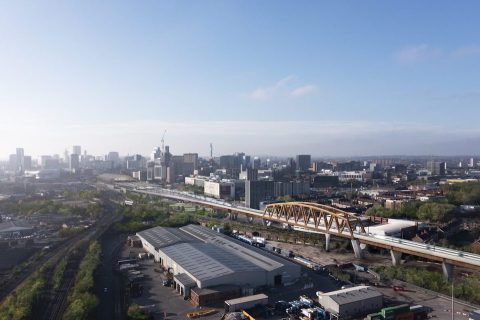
left=263, top=202, right=366, bottom=238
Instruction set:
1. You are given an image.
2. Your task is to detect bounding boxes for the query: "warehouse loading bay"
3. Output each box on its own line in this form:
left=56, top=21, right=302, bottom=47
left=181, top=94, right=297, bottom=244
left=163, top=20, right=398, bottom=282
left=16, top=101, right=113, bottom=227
left=118, top=225, right=480, bottom=320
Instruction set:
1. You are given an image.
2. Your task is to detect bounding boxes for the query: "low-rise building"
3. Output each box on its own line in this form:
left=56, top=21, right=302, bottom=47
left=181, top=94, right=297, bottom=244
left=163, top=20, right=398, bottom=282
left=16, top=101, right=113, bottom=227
left=317, top=286, right=383, bottom=319
left=203, top=180, right=235, bottom=199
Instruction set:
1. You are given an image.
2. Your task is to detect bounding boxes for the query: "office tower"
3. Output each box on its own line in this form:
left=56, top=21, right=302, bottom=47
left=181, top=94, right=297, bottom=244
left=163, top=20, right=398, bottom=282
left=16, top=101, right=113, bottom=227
left=23, top=156, right=32, bottom=171
left=70, top=154, right=80, bottom=172
left=8, top=154, right=17, bottom=171
left=63, top=149, right=70, bottom=167
left=72, top=145, right=82, bottom=155
left=16, top=148, right=24, bottom=171
left=107, top=152, right=120, bottom=163
left=151, top=147, right=162, bottom=160
left=295, top=154, right=311, bottom=172
left=427, top=160, right=446, bottom=176
left=245, top=180, right=274, bottom=209
left=183, top=153, right=199, bottom=171
left=469, top=158, right=475, bottom=168
left=246, top=168, right=258, bottom=181
left=252, top=157, right=261, bottom=170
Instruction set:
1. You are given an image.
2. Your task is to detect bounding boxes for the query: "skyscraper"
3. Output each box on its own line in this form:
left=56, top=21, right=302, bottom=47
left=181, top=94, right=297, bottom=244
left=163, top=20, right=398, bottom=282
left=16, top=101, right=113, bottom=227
left=72, top=145, right=82, bottom=155
left=295, top=154, right=311, bottom=172
left=16, top=148, right=24, bottom=171
left=70, top=154, right=80, bottom=172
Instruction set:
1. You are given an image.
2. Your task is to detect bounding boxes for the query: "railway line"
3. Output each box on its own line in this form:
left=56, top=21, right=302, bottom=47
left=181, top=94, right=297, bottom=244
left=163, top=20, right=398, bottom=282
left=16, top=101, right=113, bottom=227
left=38, top=212, right=119, bottom=320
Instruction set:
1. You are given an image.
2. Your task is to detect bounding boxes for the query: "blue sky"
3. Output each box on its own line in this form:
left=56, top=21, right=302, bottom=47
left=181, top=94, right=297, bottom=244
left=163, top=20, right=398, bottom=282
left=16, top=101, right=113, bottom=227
left=0, top=1, right=479, bottom=158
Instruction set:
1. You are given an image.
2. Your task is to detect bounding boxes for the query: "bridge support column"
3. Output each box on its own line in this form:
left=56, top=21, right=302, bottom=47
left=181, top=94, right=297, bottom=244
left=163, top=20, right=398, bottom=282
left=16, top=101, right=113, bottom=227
left=325, top=233, right=331, bottom=252
left=442, top=262, right=454, bottom=281
left=229, top=212, right=238, bottom=220
left=351, top=240, right=365, bottom=259
left=390, top=250, right=402, bottom=266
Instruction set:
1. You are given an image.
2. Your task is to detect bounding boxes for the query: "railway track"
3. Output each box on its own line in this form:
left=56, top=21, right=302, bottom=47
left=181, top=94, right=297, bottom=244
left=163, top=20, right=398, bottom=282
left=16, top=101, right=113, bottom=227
left=0, top=222, right=96, bottom=302
left=39, top=213, right=119, bottom=320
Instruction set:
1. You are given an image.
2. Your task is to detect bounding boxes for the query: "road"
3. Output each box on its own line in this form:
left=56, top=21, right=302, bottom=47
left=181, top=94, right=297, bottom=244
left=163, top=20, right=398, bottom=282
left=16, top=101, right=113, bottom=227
left=95, top=231, right=127, bottom=320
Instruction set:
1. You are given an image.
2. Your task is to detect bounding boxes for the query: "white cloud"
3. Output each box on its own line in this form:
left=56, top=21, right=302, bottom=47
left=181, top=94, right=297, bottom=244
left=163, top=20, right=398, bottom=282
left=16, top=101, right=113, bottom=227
left=394, top=43, right=480, bottom=64
left=249, top=75, right=316, bottom=100
left=249, top=75, right=295, bottom=100
left=290, top=84, right=317, bottom=97
left=394, top=44, right=442, bottom=64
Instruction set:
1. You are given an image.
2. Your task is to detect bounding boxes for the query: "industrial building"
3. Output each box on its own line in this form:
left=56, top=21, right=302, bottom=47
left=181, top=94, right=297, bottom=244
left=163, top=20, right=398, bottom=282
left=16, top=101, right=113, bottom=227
left=137, top=224, right=301, bottom=306
left=317, top=286, right=383, bottom=319
left=0, top=221, right=35, bottom=240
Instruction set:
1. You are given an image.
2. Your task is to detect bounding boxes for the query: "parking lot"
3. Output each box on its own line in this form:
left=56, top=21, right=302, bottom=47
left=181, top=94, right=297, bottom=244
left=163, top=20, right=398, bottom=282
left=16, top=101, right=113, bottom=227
left=121, top=246, right=223, bottom=320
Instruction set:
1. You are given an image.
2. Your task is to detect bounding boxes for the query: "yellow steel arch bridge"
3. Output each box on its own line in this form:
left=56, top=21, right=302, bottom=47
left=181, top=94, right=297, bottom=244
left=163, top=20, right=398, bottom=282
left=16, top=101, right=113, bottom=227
left=263, top=202, right=366, bottom=238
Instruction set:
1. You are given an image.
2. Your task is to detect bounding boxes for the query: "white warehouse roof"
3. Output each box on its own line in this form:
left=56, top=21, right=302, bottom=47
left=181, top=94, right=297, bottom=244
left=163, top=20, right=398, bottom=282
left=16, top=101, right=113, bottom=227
left=318, top=286, right=382, bottom=306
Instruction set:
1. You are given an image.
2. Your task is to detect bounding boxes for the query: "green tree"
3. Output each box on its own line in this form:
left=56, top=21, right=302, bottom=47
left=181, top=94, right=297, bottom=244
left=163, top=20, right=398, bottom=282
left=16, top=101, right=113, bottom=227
left=127, top=304, right=149, bottom=320
left=417, top=202, right=455, bottom=221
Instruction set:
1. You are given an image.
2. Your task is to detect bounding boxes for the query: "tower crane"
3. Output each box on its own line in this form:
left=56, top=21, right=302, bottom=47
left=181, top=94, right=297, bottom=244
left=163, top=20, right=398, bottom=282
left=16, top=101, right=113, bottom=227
left=161, top=130, right=167, bottom=153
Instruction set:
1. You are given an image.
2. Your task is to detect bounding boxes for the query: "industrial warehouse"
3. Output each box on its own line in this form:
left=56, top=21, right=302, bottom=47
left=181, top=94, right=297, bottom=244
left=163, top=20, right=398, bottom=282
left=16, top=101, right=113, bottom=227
left=136, top=224, right=301, bottom=306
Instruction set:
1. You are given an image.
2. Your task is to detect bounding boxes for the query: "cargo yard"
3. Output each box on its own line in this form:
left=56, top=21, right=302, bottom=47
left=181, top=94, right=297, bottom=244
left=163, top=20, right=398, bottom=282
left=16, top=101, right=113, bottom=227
left=109, top=224, right=480, bottom=320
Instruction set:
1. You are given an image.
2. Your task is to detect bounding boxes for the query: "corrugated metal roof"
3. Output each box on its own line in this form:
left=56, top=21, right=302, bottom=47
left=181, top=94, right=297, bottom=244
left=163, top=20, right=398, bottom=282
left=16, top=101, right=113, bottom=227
left=162, top=242, right=263, bottom=281
left=181, top=224, right=293, bottom=271
left=174, top=273, right=197, bottom=287
left=136, top=226, right=196, bottom=249
left=320, top=286, right=382, bottom=305
left=0, top=221, right=34, bottom=233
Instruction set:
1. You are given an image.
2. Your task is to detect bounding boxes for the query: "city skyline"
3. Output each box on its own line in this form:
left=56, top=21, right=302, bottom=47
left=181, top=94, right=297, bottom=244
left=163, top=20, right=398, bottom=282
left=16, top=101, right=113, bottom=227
left=1, top=1, right=480, bottom=157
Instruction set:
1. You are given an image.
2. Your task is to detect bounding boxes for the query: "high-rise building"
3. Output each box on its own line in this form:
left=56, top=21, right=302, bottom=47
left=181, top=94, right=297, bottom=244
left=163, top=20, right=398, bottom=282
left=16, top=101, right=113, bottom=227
left=23, top=156, right=32, bottom=171
left=245, top=180, right=274, bottom=209
left=8, top=154, right=17, bottom=171
left=16, top=148, right=25, bottom=171
left=295, top=154, right=312, bottom=172
left=296, top=155, right=311, bottom=172
left=151, top=147, right=161, bottom=160
left=70, top=154, right=80, bottom=172
left=64, top=149, right=70, bottom=167
left=252, top=157, right=261, bottom=170
left=469, top=158, right=475, bottom=168
left=72, top=145, right=82, bottom=155
left=40, top=155, right=52, bottom=168
left=246, top=168, right=258, bottom=181
left=107, top=152, right=120, bottom=163
left=427, top=161, right=446, bottom=176
left=183, top=153, right=199, bottom=171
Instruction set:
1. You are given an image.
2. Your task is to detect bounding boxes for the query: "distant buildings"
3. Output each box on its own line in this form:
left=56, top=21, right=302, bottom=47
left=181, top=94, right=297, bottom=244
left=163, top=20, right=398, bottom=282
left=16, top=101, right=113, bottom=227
left=245, top=180, right=274, bottom=209
left=72, top=145, right=81, bottom=155
left=69, top=154, right=80, bottom=172
left=427, top=161, right=446, bottom=176
left=203, top=180, right=235, bottom=199
left=295, top=154, right=311, bottom=172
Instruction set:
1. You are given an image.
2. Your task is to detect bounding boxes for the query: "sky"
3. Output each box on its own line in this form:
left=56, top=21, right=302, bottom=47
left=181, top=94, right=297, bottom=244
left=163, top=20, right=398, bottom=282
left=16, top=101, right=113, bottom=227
left=0, top=1, right=479, bottom=158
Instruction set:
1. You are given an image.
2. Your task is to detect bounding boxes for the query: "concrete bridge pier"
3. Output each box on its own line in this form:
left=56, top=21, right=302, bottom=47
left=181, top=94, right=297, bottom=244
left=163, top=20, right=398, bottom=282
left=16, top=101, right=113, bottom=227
left=390, top=250, right=402, bottom=266
left=442, top=262, right=454, bottom=280
left=325, top=233, right=331, bottom=251
left=229, top=212, right=238, bottom=220
left=351, top=239, right=365, bottom=259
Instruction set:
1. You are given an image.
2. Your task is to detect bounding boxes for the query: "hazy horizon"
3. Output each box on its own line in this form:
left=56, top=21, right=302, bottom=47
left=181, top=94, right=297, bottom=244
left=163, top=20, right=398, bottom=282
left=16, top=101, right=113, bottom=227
left=1, top=2, right=479, bottom=158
